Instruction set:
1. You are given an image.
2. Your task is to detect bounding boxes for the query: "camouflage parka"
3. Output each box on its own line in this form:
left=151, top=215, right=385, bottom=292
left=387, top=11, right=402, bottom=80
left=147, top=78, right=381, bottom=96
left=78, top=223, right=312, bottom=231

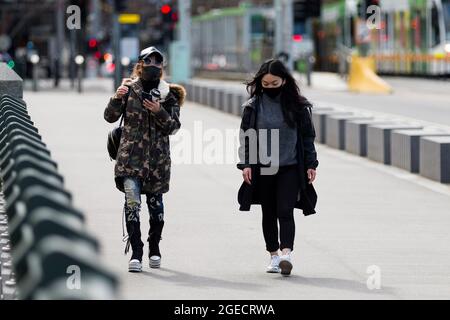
left=104, top=78, right=186, bottom=194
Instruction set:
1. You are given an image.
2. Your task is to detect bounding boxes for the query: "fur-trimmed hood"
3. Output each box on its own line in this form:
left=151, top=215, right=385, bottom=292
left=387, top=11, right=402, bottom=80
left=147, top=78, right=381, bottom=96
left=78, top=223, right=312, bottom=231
left=121, top=78, right=186, bottom=106
left=169, top=83, right=186, bottom=106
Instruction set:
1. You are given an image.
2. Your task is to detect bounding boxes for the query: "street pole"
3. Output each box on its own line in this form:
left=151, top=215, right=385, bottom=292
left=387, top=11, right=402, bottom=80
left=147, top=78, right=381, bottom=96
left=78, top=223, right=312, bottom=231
left=77, top=65, right=82, bottom=93
left=274, top=0, right=282, bottom=57
left=112, top=10, right=122, bottom=90
left=360, top=0, right=369, bottom=57
left=274, top=0, right=294, bottom=70
left=30, top=54, right=40, bottom=92
left=55, top=0, right=65, bottom=88
left=178, top=0, right=192, bottom=79
left=69, top=29, right=76, bottom=89
left=306, top=55, right=315, bottom=87
left=305, top=17, right=314, bottom=86
left=284, top=0, right=294, bottom=71
left=32, top=64, right=38, bottom=92
left=75, top=55, right=84, bottom=93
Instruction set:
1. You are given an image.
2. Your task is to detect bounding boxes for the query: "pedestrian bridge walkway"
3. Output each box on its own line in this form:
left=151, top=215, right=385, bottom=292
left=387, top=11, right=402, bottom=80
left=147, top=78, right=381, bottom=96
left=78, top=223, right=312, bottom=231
left=19, top=83, right=450, bottom=299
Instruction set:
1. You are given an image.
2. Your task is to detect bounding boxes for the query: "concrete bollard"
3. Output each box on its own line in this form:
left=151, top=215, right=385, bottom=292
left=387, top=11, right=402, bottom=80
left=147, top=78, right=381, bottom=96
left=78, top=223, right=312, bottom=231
left=192, top=84, right=197, bottom=103
left=195, top=84, right=201, bottom=104
left=204, top=87, right=215, bottom=107
left=239, top=94, right=248, bottom=115
left=207, top=87, right=216, bottom=108
left=184, top=83, right=193, bottom=101
left=232, top=93, right=247, bottom=117
left=193, top=84, right=201, bottom=103
left=229, top=92, right=240, bottom=116
left=312, top=110, right=352, bottom=144
left=325, top=114, right=373, bottom=150
left=224, top=92, right=234, bottom=114
left=217, top=90, right=225, bottom=111
left=200, top=86, right=208, bottom=105
left=346, top=119, right=392, bottom=157
left=212, top=89, right=220, bottom=110
left=367, top=123, right=423, bottom=165
left=0, top=63, right=23, bottom=99
left=391, top=129, right=450, bottom=173
left=419, top=136, right=450, bottom=183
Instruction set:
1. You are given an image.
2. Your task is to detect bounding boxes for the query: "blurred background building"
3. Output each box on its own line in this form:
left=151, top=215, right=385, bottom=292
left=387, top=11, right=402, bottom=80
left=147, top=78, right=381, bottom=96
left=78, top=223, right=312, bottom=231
left=0, top=0, right=449, bottom=85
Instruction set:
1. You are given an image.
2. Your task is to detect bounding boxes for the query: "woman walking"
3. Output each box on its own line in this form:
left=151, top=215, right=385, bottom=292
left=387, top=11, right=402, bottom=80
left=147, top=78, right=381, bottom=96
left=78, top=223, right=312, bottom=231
left=237, top=59, right=319, bottom=276
left=104, top=46, right=185, bottom=273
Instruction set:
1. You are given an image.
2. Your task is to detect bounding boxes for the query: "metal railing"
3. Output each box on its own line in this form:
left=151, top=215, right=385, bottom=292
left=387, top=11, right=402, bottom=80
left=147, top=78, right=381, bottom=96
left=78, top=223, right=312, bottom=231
left=0, top=94, right=118, bottom=300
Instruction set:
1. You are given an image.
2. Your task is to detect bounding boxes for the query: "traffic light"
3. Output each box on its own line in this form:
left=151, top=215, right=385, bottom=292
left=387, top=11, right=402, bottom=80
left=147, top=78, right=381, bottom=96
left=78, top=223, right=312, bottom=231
left=171, top=11, right=179, bottom=23
left=88, top=39, right=98, bottom=49
left=87, top=38, right=98, bottom=52
left=293, top=0, right=321, bottom=22
left=87, top=38, right=105, bottom=63
left=161, top=4, right=172, bottom=15
left=161, top=4, right=176, bottom=41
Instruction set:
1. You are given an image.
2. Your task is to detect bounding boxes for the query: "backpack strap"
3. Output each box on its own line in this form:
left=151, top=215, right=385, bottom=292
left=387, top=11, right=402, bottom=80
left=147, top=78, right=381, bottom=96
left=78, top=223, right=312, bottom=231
left=118, top=87, right=131, bottom=127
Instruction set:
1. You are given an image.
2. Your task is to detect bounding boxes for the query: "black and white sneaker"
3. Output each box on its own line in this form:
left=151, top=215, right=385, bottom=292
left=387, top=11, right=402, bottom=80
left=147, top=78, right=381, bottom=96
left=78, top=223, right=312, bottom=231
left=279, top=254, right=293, bottom=276
left=128, top=259, right=143, bottom=273
left=149, top=255, right=161, bottom=269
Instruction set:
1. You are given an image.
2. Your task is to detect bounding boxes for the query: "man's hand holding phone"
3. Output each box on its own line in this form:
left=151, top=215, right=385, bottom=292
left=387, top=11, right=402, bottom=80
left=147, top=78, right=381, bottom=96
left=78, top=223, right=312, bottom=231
left=143, top=96, right=161, bottom=113
left=142, top=89, right=161, bottom=113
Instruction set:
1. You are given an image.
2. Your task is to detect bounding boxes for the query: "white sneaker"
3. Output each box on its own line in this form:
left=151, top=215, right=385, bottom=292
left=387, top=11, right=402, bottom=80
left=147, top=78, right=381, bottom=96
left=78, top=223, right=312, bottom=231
left=128, top=259, right=142, bottom=273
left=279, top=254, right=293, bottom=276
left=266, top=255, right=281, bottom=273
left=149, top=255, right=161, bottom=269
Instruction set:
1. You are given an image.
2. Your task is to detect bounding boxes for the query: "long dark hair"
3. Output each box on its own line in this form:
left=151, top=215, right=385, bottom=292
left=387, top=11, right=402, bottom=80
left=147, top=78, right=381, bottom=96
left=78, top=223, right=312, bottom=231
left=246, top=59, right=311, bottom=128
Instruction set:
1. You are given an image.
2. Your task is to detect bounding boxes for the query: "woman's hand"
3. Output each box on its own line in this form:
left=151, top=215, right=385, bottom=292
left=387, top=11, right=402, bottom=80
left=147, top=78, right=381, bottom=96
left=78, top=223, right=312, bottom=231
left=307, top=168, right=316, bottom=184
left=114, top=86, right=129, bottom=99
left=242, top=167, right=252, bottom=185
left=143, top=99, right=161, bottom=113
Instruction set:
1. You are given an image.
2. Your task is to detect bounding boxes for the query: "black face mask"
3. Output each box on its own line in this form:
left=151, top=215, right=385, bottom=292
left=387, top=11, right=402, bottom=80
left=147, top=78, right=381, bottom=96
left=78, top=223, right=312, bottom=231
left=263, top=86, right=283, bottom=99
left=141, top=65, right=161, bottom=81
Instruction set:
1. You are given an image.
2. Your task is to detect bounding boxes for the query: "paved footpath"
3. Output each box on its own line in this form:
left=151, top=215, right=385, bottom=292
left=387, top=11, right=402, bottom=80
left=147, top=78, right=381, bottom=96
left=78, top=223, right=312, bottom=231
left=22, top=82, right=450, bottom=299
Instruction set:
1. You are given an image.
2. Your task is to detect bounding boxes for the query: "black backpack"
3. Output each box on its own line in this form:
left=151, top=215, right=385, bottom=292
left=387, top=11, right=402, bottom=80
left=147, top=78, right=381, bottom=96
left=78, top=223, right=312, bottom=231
left=107, top=89, right=129, bottom=161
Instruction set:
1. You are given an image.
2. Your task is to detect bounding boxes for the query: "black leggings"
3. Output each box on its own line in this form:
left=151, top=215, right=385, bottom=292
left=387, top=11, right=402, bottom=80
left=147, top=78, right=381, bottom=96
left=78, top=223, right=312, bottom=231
left=258, top=164, right=299, bottom=252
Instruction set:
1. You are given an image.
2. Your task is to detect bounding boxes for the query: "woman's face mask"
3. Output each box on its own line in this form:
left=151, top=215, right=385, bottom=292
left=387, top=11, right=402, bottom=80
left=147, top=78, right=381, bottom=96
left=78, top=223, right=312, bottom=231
left=263, top=86, right=283, bottom=98
left=141, top=65, right=161, bottom=81
left=261, top=74, right=285, bottom=98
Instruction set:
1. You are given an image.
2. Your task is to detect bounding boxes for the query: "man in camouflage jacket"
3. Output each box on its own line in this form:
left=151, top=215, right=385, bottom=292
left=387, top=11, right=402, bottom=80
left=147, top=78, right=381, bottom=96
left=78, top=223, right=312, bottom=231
left=104, top=77, right=185, bottom=194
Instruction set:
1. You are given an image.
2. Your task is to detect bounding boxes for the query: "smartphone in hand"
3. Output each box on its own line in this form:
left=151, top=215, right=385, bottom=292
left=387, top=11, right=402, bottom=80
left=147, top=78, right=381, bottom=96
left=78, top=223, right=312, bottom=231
left=142, top=89, right=161, bottom=103
left=142, top=91, right=153, bottom=102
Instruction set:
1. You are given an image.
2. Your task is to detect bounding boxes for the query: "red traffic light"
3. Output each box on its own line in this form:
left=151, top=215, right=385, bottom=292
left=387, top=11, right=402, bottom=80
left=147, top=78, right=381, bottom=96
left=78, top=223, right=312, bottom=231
left=161, top=4, right=171, bottom=15
left=292, top=34, right=303, bottom=42
left=89, top=39, right=98, bottom=48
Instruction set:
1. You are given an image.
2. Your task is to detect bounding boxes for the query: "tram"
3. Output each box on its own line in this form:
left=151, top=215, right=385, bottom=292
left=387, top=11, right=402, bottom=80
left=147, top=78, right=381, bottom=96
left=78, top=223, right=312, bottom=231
left=191, top=4, right=275, bottom=73
left=318, top=0, right=450, bottom=76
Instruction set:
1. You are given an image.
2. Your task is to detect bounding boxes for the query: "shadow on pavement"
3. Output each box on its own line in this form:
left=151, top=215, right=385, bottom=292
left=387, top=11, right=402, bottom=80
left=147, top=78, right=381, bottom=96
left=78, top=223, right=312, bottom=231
left=140, top=268, right=267, bottom=291
left=274, top=275, right=398, bottom=297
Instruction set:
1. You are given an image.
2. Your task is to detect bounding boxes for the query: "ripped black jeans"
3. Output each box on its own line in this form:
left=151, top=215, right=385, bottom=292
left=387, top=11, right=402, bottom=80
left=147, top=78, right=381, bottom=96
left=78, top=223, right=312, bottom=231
left=123, top=177, right=164, bottom=261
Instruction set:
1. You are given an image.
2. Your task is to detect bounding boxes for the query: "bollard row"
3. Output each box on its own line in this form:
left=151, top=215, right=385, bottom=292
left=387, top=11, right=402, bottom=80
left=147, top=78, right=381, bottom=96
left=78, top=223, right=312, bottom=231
left=0, top=94, right=118, bottom=299
left=184, top=81, right=247, bottom=116
left=185, top=81, right=450, bottom=184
